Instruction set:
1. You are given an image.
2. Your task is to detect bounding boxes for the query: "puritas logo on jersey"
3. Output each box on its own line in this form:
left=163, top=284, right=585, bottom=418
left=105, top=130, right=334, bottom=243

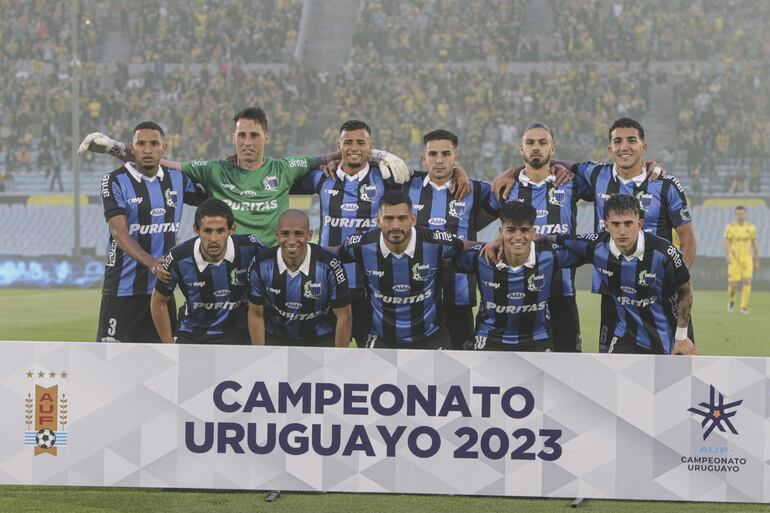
left=24, top=370, right=70, bottom=456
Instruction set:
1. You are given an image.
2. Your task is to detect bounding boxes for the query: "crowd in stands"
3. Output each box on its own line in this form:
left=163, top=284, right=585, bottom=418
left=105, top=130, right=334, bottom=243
left=130, top=0, right=301, bottom=63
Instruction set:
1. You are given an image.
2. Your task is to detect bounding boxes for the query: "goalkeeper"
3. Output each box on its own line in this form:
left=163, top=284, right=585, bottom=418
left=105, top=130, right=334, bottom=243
left=79, top=106, right=412, bottom=249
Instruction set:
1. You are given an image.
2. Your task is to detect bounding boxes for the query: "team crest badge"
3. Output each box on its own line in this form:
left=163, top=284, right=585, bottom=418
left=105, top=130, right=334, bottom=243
left=263, top=176, right=279, bottom=191
left=527, top=274, right=545, bottom=292
left=24, top=370, right=69, bottom=456
left=636, top=191, right=654, bottom=211
left=303, top=281, right=322, bottom=299
left=164, top=189, right=178, bottom=207
left=359, top=184, right=377, bottom=202
left=448, top=200, right=466, bottom=218
left=638, top=270, right=657, bottom=287
left=412, top=263, right=431, bottom=281
left=548, top=188, right=565, bottom=206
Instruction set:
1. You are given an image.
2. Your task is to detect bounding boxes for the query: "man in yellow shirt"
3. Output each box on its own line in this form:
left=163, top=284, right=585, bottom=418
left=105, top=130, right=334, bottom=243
left=724, top=206, right=759, bottom=313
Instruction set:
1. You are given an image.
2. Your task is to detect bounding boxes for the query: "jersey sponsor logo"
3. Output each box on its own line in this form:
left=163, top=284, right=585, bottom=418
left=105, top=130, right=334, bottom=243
left=106, top=240, right=117, bottom=267
left=165, top=189, right=178, bottom=207
left=548, top=188, right=565, bottom=206
left=412, top=263, right=431, bottom=281
left=527, top=274, right=545, bottom=292
left=127, top=222, right=180, bottom=235
left=429, top=217, right=447, bottom=226
left=303, top=281, right=322, bottom=299
left=223, top=199, right=279, bottom=212
left=448, top=200, right=466, bottom=218
left=324, top=188, right=339, bottom=196
left=127, top=197, right=143, bottom=205
left=101, top=175, right=110, bottom=198
left=484, top=300, right=547, bottom=314
left=431, top=230, right=454, bottom=242
left=287, top=158, right=307, bottom=168
left=620, top=285, right=637, bottom=295
left=191, top=299, right=244, bottom=311
left=366, top=269, right=385, bottom=277
left=372, top=289, right=432, bottom=304
left=473, top=335, right=487, bottom=350
left=267, top=287, right=281, bottom=295
left=214, top=290, right=229, bottom=297
left=162, top=252, right=174, bottom=270
left=286, top=302, right=303, bottom=310
left=534, top=224, right=570, bottom=235
left=636, top=191, right=654, bottom=211
left=345, top=234, right=363, bottom=246
left=482, top=280, right=501, bottom=289
left=240, top=190, right=258, bottom=197
left=680, top=207, right=692, bottom=222
left=187, top=281, right=206, bottom=288
left=189, top=160, right=207, bottom=168
left=329, top=259, right=346, bottom=284
left=536, top=210, right=549, bottom=218
left=507, top=292, right=526, bottom=300
left=663, top=174, right=686, bottom=195
left=598, top=219, right=606, bottom=230
left=248, top=235, right=261, bottom=245
left=413, top=204, right=425, bottom=211
left=393, top=284, right=411, bottom=292
left=599, top=193, right=612, bottom=200
left=340, top=203, right=359, bottom=212
left=638, top=270, right=657, bottom=287
left=263, top=176, right=279, bottom=192
left=667, top=245, right=684, bottom=269
left=615, top=295, right=657, bottom=307
left=222, top=183, right=236, bottom=190
left=359, top=184, right=377, bottom=202
left=323, top=216, right=375, bottom=229
left=150, top=208, right=166, bottom=216
left=597, top=267, right=614, bottom=277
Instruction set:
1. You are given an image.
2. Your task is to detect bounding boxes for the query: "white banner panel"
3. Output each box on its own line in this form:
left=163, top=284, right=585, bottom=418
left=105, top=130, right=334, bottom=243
left=0, top=341, right=767, bottom=502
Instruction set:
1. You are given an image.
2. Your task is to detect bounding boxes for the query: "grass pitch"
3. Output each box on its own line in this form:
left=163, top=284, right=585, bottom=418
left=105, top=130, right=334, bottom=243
left=0, top=288, right=768, bottom=512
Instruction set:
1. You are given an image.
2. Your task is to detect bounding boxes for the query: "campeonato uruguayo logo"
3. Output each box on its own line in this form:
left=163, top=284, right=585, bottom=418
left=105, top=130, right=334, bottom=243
left=681, top=384, right=746, bottom=473
left=24, top=370, right=69, bottom=456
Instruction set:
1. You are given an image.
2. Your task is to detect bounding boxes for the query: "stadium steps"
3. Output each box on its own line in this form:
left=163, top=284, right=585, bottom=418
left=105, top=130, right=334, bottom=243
left=100, top=9, right=132, bottom=62
left=525, top=0, right=555, bottom=59
left=296, top=0, right=363, bottom=70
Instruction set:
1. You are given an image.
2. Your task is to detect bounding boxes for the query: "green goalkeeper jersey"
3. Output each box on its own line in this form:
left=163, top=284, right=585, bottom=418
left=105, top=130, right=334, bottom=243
left=181, top=156, right=320, bottom=245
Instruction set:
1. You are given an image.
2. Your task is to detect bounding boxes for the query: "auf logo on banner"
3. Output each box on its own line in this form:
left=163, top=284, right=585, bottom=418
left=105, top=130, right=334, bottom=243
left=688, top=385, right=742, bottom=441
left=24, top=370, right=69, bottom=456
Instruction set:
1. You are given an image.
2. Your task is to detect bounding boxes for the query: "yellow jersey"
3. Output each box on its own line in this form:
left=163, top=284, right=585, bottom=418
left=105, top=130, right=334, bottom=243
left=724, top=222, right=756, bottom=262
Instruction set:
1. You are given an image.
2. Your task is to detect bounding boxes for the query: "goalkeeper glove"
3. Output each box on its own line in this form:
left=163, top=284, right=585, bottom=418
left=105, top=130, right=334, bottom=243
left=370, top=149, right=412, bottom=184
left=77, top=132, right=128, bottom=160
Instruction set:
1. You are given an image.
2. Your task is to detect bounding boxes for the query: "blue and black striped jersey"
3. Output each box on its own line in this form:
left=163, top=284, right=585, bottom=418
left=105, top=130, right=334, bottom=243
left=101, top=163, right=205, bottom=297
left=248, top=243, right=351, bottom=342
left=338, top=226, right=464, bottom=344
left=573, top=162, right=692, bottom=237
left=155, top=234, right=263, bottom=337
left=558, top=231, right=691, bottom=354
left=489, top=174, right=586, bottom=296
left=456, top=241, right=581, bottom=346
left=294, top=165, right=396, bottom=289
left=404, top=173, right=496, bottom=306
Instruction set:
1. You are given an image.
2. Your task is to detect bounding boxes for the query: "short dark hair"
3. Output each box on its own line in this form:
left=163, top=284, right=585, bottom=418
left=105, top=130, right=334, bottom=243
left=423, top=129, right=459, bottom=147
left=233, top=107, right=269, bottom=132
left=604, top=194, right=641, bottom=219
left=339, top=119, right=371, bottom=135
left=499, top=201, right=536, bottom=226
left=132, top=121, right=164, bottom=138
left=194, top=199, right=235, bottom=229
left=736, top=205, right=747, bottom=212
left=378, top=190, right=412, bottom=211
left=523, top=121, right=553, bottom=139
left=609, top=117, right=644, bottom=141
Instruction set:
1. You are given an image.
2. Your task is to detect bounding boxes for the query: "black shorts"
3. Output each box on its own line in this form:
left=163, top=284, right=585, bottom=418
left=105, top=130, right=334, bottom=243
left=473, top=335, right=553, bottom=352
left=364, top=325, right=450, bottom=350
left=444, top=304, right=475, bottom=350
left=266, top=330, right=335, bottom=347
left=97, top=294, right=176, bottom=343
left=175, top=330, right=250, bottom=345
left=548, top=294, right=582, bottom=353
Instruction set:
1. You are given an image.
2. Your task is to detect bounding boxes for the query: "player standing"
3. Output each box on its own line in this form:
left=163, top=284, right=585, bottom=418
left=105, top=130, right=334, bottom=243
left=97, top=121, right=205, bottom=343
left=724, top=206, right=759, bottom=313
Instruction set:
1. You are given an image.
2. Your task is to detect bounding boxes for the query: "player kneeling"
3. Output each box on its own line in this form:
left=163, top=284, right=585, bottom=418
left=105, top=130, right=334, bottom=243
left=150, top=199, right=264, bottom=344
